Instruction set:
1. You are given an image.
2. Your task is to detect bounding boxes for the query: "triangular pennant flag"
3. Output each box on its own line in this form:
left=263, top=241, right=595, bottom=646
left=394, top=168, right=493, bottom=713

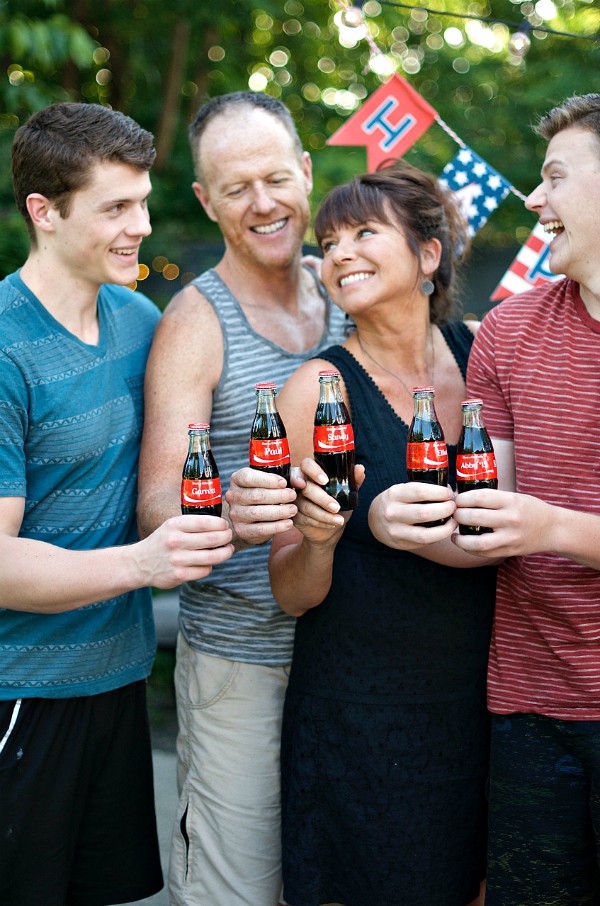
left=439, top=147, right=511, bottom=238
left=490, top=222, right=563, bottom=301
left=327, top=73, right=437, bottom=171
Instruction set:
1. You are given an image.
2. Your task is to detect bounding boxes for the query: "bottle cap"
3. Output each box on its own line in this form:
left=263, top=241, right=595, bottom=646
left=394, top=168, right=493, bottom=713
left=461, top=398, right=483, bottom=407
left=188, top=423, right=210, bottom=430
left=318, top=369, right=341, bottom=378
left=255, top=382, right=277, bottom=391
left=412, top=386, right=435, bottom=394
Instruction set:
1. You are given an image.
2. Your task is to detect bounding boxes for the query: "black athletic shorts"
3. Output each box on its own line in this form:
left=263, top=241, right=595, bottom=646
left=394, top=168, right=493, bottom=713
left=0, top=680, right=163, bottom=906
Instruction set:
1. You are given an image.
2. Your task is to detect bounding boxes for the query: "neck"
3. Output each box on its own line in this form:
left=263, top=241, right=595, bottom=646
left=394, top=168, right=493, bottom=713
left=20, top=254, right=100, bottom=343
left=579, top=282, right=600, bottom=321
left=216, top=252, right=305, bottom=312
left=355, top=321, right=436, bottom=395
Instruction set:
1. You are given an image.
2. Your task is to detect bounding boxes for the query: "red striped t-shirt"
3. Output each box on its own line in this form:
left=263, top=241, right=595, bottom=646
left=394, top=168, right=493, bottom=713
left=467, top=278, right=600, bottom=719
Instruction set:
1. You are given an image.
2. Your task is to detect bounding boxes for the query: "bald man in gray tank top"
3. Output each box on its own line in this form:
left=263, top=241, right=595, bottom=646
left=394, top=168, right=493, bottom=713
left=138, top=91, right=348, bottom=906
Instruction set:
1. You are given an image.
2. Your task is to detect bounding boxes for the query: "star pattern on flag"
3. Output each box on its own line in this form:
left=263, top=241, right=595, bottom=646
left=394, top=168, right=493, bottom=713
left=439, top=147, right=511, bottom=238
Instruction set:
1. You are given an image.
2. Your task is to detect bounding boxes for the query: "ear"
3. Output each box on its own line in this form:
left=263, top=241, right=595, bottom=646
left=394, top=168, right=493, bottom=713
left=301, top=151, right=313, bottom=196
left=421, top=237, right=442, bottom=277
left=192, top=181, right=218, bottom=223
left=25, top=193, right=57, bottom=235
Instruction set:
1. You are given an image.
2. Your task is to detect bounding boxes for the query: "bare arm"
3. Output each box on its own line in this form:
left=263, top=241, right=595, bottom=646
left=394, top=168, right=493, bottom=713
left=0, top=495, right=234, bottom=613
left=269, top=362, right=363, bottom=615
left=138, top=286, right=222, bottom=536
left=138, top=285, right=297, bottom=548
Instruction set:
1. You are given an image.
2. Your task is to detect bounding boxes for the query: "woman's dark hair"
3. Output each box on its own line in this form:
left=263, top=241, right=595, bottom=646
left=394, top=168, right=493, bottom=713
left=314, top=159, right=469, bottom=324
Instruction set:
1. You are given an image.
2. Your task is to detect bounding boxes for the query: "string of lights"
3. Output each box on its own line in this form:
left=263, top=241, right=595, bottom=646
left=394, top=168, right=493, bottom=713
left=365, top=0, right=600, bottom=42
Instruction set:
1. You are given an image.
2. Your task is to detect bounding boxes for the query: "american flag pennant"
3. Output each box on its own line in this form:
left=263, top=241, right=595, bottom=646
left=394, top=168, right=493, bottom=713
left=439, top=147, right=511, bottom=238
left=490, top=221, right=563, bottom=301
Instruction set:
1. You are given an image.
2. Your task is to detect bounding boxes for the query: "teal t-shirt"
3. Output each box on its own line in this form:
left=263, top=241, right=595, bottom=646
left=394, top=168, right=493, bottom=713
left=0, top=271, right=160, bottom=698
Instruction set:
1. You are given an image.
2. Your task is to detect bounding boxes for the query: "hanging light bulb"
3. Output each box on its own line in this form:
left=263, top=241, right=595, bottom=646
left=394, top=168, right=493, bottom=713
left=508, top=30, right=531, bottom=56
left=340, top=5, right=364, bottom=28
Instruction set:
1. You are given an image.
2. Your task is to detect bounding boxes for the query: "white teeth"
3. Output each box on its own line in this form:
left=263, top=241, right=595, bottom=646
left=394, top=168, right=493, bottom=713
left=340, top=272, right=372, bottom=287
left=543, top=220, right=564, bottom=234
left=253, top=219, right=286, bottom=234
left=112, top=248, right=136, bottom=255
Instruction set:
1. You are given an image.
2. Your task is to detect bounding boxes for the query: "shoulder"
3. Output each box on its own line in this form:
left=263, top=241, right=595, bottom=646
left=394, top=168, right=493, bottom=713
left=102, top=284, right=160, bottom=325
left=161, top=281, right=221, bottom=326
left=0, top=272, right=26, bottom=321
left=484, top=278, right=569, bottom=325
left=281, top=355, right=338, bottom=392
left=145, top=282, right=224, bottom=389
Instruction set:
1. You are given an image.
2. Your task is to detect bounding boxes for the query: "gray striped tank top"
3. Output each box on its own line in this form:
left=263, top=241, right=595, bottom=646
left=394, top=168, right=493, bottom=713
left=179, top=268, right=350, bottom=666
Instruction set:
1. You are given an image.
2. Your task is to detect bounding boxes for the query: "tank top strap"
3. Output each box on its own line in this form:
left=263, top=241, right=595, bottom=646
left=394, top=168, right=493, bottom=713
left=439, top=320, right=475, bottom=381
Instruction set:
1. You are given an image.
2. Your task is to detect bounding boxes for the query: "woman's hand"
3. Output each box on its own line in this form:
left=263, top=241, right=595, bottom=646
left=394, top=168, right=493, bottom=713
left=292, top=457, right=366, bottom=547
left=369, top=481, right=457, bottom=551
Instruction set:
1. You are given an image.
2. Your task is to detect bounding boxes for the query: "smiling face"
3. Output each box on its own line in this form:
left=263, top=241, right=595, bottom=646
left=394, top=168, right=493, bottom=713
left=525, top=127, right=600, bottom=285
left=42, top=159, right=152, bottom=289
left=192, top=108, right=312, bottom=273
left=320, top=214, right=440, bottom=320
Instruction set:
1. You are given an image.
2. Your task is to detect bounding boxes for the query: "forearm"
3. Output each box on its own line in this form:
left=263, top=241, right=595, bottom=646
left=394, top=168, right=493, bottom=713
left=270, top=532, right=337, bottom=616
left=550, top=504, right=600, bottom=570
left=0, top=536, right=144, bottom=613
left=137, top=487, right=180, bottom=538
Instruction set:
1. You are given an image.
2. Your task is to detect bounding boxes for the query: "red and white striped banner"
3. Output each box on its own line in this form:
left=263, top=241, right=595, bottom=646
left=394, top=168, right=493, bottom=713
left=491, top=222, right=563, bottom=301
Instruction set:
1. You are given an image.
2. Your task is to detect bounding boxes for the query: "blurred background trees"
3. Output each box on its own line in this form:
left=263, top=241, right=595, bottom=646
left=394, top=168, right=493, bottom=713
left=0, top=0, right=597, bottom=311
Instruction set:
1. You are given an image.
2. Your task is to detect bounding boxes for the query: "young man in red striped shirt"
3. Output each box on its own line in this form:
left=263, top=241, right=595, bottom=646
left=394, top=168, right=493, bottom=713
left=453, top=93, right=600, bottom=904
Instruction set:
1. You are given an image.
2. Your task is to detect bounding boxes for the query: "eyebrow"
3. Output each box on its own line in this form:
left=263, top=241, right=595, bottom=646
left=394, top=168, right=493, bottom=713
left=541, top=156, right=566, bottom=176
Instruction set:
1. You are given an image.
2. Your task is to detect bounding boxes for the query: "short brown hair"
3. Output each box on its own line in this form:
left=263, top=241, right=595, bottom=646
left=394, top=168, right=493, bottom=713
left=534, top=93, right=600, bottom=145
left=314, top=159, right=469, bottom=325
left=12, top=102, right=156, bottom=243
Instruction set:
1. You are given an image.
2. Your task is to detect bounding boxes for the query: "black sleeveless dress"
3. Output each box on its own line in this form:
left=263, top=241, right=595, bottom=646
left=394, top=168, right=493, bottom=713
left=281, top=322, right=496, bottom=906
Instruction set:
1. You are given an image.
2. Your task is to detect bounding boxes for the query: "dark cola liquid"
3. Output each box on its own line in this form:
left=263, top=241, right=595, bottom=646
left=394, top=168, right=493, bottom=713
left=314, top=400, right=358, bottom=512
left=250, top=410, right=291, bottom=487
left=457, top=423, right=496, bottom=535
left=406, top=414, right=448, bottom=527
left=314, top=450, right=358, bottom=511
left=181, top=451, right=222, bottom=517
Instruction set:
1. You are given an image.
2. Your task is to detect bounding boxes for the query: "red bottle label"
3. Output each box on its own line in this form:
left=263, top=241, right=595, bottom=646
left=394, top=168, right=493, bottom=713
left=313, top=424, right=355, bottom=453
left=406, top=441, right=448, bottom=470
left=456, top=452, right=497, bottom=481
left=249, top=438, right=291, bottom=468
left=181, top=478, right=222, bottom=507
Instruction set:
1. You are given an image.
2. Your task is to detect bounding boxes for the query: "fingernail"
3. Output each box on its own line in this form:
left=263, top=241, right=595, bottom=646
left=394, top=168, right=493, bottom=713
left=319, top=473, right=328, bottom=484
left=328, top=501, right=340, bottom=512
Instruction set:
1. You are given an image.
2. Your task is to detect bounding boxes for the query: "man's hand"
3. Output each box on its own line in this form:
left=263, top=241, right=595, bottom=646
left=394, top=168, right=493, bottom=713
left=226, top=468, right=298, bottom=547
left=453, top=488, right=554, bottom=558
left=134, top=514, right=234, bottom=587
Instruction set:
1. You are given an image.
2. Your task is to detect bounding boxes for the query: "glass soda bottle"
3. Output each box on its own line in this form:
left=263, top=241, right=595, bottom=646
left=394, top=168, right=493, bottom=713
left=249, top=382, right=291, bottom=487
left=406, top=386, right=449, bottom=526
left=313, top=369, right=358, bottom=511
left=181, top=423, right=222, bottom=516
left=456, top=398, right=497, bottom=535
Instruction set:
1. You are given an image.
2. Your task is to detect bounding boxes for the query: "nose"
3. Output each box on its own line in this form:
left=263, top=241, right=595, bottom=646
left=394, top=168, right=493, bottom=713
left=331, top=236, right=356, bottom=264
left=251, top=182, right=277, bottom=214
left=126, top=203, right=152, bottom=238
left=525, top=181, right=545, bottom=213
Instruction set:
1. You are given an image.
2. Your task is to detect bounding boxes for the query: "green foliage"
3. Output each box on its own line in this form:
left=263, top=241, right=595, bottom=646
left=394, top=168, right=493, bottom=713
left=0, top=0, right=597, bottom=287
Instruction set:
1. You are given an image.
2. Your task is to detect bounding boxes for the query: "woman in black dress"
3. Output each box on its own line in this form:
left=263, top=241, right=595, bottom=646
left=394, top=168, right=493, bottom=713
left=269, top=161, right=498, bottom=906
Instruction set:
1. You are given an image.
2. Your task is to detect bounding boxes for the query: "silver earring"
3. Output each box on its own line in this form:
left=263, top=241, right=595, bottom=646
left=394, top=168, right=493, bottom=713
left=421, top=278, right=434, bottom=296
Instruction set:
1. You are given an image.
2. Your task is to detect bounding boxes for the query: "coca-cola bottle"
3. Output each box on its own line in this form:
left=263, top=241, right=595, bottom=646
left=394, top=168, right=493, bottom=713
left=456, top=398, right=497, bottom=535
left=249, top=382, right=291, bottom=487
left=181, top=423, right=222, bottom=516
left=406, top=386, right=449, bottom=527
left=313, top=369, right=358, bottom=511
